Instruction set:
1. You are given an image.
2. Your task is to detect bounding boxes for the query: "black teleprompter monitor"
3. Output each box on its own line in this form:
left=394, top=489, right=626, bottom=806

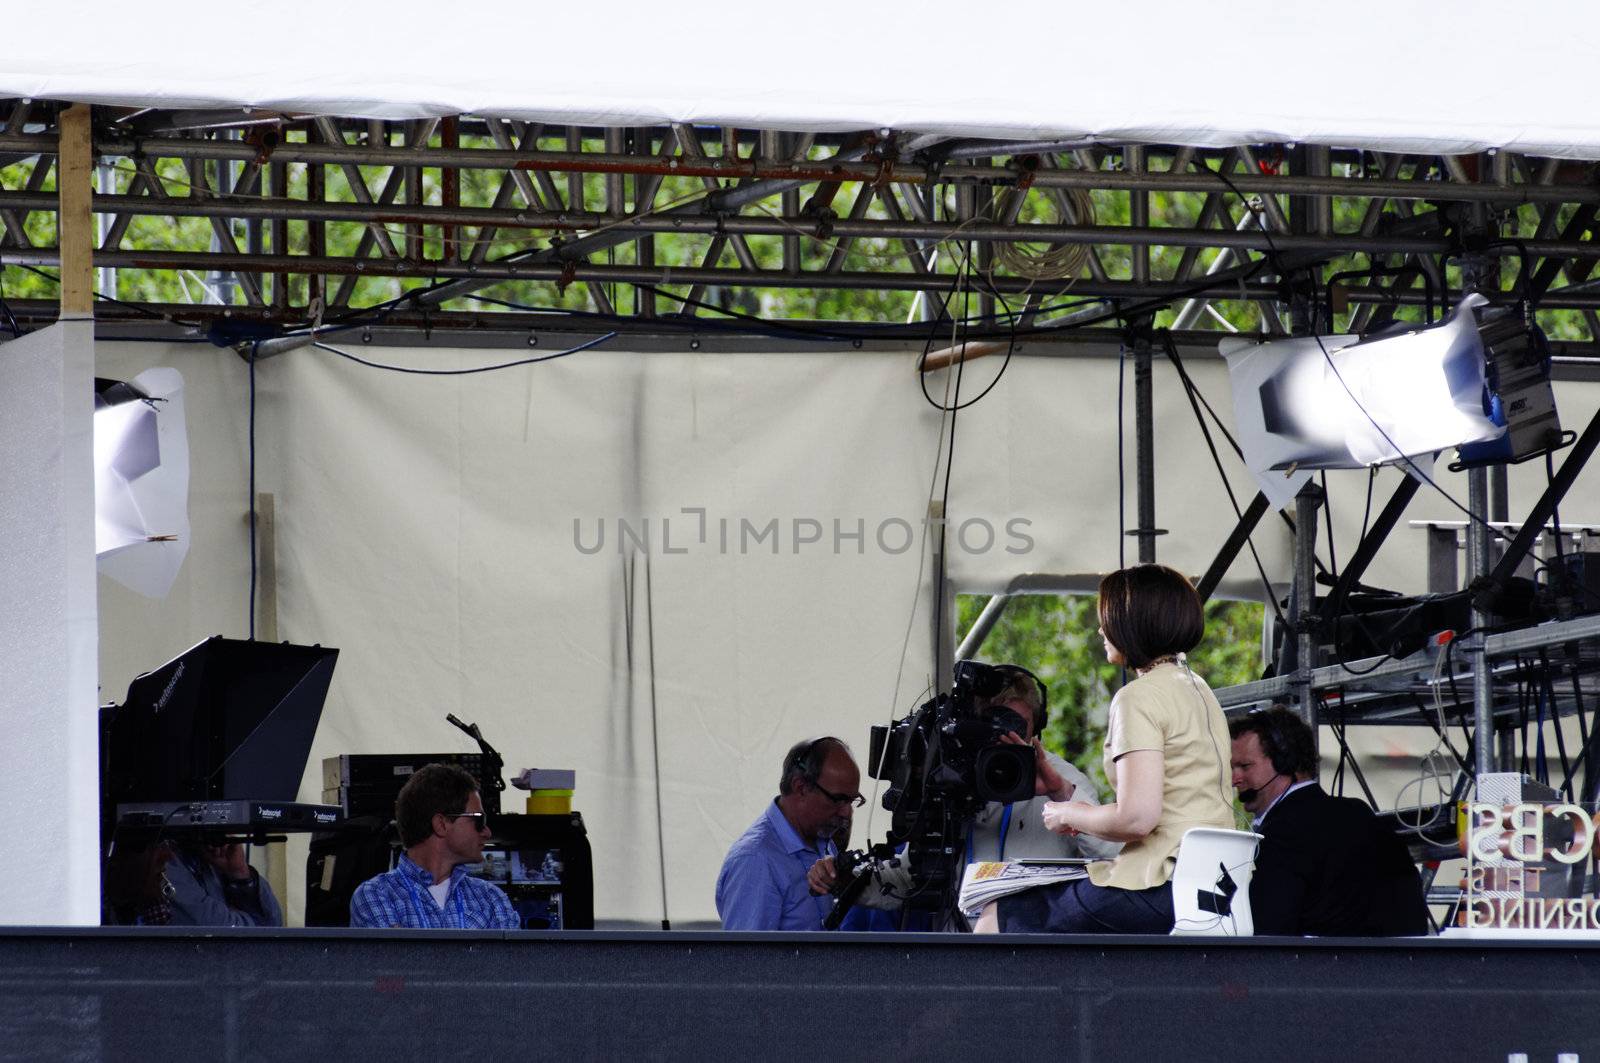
left=102, top=636, right=339, bottom=809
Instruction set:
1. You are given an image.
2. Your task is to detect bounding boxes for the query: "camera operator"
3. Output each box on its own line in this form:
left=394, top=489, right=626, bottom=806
left=716, top=736, right=868, bottom=931
left=807, top=665, right=1117, bottom=917
left=107, top=839, right=283, bottom=927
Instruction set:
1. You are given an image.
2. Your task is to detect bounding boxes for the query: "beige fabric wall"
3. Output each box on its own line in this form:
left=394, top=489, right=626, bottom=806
left=93, top=336, right=1600, bottom=925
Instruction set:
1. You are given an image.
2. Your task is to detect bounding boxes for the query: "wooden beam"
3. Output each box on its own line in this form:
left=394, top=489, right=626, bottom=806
left=918, top=339, right=1009, bottom=374
left=57, top=104, right=95, bottom=317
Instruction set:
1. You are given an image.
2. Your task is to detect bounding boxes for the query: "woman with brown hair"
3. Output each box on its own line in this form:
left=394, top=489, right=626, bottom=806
left=977, top=563, right=1235, bottom=934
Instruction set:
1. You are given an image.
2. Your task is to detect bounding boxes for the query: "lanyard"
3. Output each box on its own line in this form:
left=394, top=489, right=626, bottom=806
left=401, top=865, right=465, bottom=927
left=799, top=839, right=835, bottom=880
left=965, top=803, right=1013, bottom=866
left=803, top=839, right=836, bottom=923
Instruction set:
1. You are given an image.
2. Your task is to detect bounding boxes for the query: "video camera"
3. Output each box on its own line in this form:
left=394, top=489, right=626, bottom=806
left=851, top=660, right=1037, bottom=923
left=870, top=660, right=1036, bottom=812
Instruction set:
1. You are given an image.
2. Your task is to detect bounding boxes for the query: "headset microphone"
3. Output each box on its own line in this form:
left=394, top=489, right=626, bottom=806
left=1238, top=772, right=1287, bottom=806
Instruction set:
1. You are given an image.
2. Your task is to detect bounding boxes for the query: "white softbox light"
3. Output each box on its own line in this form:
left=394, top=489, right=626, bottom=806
left=1222, top=295, right=1504, bottom=504
left=94, top=366, right=190, bottom=598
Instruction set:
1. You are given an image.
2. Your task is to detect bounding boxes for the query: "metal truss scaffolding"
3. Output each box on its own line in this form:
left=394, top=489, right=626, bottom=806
left=1, top=99, right=1599, bottom=356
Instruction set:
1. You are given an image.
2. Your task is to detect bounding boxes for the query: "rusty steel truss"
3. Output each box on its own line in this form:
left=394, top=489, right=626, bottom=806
left=1, top=99, right=1599, bottom=349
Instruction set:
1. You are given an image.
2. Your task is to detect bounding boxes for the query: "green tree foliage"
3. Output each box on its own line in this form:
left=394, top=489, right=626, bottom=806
left=956, top=593, right=1264, bottom=790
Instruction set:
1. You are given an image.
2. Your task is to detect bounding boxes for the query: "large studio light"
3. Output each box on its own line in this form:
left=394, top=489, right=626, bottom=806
left=1221, top=294, right=1561, bottom=501
left=93, top=367, right=190, bottom=598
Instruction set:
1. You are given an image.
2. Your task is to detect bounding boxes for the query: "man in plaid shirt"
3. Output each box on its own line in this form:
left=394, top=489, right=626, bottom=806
left=349, top=763, right=519, bottom=929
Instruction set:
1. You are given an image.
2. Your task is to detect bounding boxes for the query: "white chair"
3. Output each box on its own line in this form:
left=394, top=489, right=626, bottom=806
left=1169, top=827, right=1264, bottom=937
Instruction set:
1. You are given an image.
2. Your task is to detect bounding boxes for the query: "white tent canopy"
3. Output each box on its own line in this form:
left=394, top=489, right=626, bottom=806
left=8, top=0, right=1600, bottom=158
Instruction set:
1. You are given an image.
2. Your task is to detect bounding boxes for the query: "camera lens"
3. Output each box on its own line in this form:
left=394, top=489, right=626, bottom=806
left=986, top=756, right=1023, bottom=794
left=974, top=746, right=1034, bottom=804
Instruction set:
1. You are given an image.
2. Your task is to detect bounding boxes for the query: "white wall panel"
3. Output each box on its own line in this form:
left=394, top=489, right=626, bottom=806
left=0, top=322, right=99, bottom=925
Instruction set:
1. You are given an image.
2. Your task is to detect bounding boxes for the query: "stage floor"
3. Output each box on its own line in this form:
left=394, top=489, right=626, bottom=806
left=0, top=927, right=1593, bottom=1062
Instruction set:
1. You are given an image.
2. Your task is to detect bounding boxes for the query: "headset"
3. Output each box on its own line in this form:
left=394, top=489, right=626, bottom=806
left=990, top=663, right=1049, bottom=734
left=780, top=736, right=840, bottom=795
left=1239, top=704, right=1317, bottom=778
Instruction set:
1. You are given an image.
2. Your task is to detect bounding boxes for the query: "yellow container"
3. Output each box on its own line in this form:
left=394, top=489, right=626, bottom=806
left=526, top=789, right=574, bottom=815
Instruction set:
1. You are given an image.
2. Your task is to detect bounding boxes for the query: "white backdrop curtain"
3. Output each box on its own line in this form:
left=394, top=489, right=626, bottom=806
left=92, top=337, right=1600, bottom=923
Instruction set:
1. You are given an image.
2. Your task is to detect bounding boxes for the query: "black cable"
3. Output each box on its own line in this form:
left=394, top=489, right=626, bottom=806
left=1479, top=239, right=1535, bottom=305
left=1301, top=464, right=1400, bottom=678
left=288, top=291, right=409, bottom=340
left=1539, top=653, right=1573, bottom=797
left=489, top=289, right=865, bottom=345
left=1321, top=470, right=1337, bottom=580
left=1546, top=450, right=1566, bottom=564
left=1146, top=327, right=1330, bottom=580
left=244, top=328, right=618, bottom=644
left=933, top=257, right=972, bottom=675
left=307, top=332, right=617, bottom=374
left=1158, top=320, right=1356, bottom=674
left=915, top=300, right=1018, bottom=411
left=1529, top=659, right=1542, bottom=784
left=1206, top=166, right=1286, bottom=278
left=635, top=283, right=1096, bottom=346
left=1117, top=342, right=1127, bottom=571
left=1332, top=724, right=1346, bottom=796
left=912, top=252, right=973, bottom=923
left=1327, top=620, right=1398, bottom=678
left=247, top=350, right=257, bottom=642
left=1327, top=262, right=1436, bottom=332
left=942, top=286, right=1019, bottom=412
left=1565, top=646, right=1593, bottom=800
left=1538, top=665, right=1556, bottom=788
left=1330, top=693, right=1349, bottom=796
left=11, top=262, right=211, bottom=329
left=1159, top=331, right=1286, bottom=627
left=915, top=268, right=967, bottom=412
left=1570, top=647, right=1600, bottom=804
left=1329, top=712, right=1379, bottom=808
left=1524, top=660, right=1536, bottom=784
left=915, top=246, right=1018, bottom=413
left=450, top=275, right=1107, bottom=346
left=1358, top=466, right=1377, bottom=545
left=1320, top=468, right=1402, bottom=678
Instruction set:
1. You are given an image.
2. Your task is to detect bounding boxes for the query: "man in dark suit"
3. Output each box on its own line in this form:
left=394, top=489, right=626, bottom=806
left=1230, top=707, right=1429, bottom=936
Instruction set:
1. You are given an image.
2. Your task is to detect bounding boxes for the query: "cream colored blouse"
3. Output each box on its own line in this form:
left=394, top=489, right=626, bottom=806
left=1086, top=662, right=1235, bottom=891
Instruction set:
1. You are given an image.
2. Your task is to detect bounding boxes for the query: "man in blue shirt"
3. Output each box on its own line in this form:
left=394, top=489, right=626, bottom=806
left=109, top=840, right=283, bottom=926
left=716, top=736, right=863, bottom=931
left=349, top=763, right=519, bottom=929
left=163, top=842, right=284, bottom=926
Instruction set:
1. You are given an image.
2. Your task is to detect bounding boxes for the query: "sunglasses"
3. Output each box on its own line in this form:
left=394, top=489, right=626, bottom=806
left=444, top=811, right=491, bottom=832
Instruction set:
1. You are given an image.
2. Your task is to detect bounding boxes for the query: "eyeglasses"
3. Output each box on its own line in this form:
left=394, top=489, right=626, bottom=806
left=444, top=811, right=490, bottom=832
left=812, top=783, right=866, bottom=808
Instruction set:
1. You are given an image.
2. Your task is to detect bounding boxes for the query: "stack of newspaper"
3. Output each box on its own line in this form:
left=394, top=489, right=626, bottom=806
left=957, top=859, right=1089, bottom=915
